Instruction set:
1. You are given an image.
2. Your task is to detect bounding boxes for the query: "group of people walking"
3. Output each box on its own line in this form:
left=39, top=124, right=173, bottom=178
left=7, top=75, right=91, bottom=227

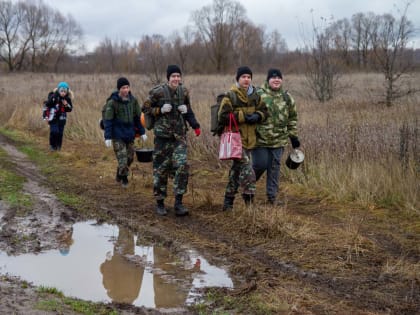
left=44, top=64, right=301, bottom=217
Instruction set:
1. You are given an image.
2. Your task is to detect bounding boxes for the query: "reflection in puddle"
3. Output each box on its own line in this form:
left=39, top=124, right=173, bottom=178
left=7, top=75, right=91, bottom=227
left=0, top=220, right=233, bottom=309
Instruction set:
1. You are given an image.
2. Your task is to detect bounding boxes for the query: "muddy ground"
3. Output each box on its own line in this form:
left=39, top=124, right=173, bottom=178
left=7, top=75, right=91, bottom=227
left=0, top=132, right=419, bottom=315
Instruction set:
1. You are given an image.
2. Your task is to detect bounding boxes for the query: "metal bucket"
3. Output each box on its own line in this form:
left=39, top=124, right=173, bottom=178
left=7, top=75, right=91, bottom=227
left=285, top=149, right=305, bottom=169
left=135, top=148, right=153, bottom=163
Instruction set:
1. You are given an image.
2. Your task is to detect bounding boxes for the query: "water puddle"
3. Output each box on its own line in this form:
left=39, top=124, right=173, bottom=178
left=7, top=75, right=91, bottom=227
left=0, top=220, right=234, bottom=310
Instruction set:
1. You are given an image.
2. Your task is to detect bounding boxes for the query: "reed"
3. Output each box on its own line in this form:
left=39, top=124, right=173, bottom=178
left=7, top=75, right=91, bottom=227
left=0, top=72, right=418, bottom=211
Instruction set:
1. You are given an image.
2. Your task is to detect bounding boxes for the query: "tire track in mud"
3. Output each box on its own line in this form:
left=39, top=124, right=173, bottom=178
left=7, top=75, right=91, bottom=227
left=0, top=134, right=77, bottom=255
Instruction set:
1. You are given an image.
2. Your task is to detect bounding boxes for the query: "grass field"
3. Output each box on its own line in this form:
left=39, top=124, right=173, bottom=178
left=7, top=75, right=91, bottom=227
left=1, top=72, right=417, bottom=212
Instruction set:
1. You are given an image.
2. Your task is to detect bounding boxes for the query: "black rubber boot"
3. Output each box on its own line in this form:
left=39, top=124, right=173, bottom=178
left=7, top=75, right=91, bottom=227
left=174, top=194, right=189, bottom=216
left=156, top=199, right=167, bottom=216
left=222, top=196, right=235, bottom=211
left=116, top=169, right=122, bottom=183
left=121, top=176, right=128, bottom=188
left=242, top=194, right=254, bottom=206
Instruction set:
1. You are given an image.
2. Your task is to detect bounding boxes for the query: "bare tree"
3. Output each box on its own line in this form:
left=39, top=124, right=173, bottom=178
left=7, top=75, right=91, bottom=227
left=304, top=15, right=342, bottom=102
left=0, top=0, right=30, bottom=71
left=191, top=0, right=246, bottom=72
left=137, top=34, right=167, bottom=84
left=328, top=18, right=353, bottom=67
left=234, top=20, right=264, bottom=67
left=370, top=2, right=417, bottom=106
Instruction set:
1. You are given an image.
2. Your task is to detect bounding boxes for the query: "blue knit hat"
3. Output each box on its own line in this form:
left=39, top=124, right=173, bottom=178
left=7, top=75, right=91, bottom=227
left=57, top=81, right=69, bottom=91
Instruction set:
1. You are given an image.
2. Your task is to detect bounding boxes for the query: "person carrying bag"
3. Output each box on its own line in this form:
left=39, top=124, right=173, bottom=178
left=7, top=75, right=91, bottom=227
left=219, top=113, right=242, bottom=160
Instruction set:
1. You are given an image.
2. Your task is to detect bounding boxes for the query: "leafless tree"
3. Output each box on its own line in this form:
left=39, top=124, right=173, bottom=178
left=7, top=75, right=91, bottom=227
left=304, top=15, right=342, bottom=102
left=137, top=34, right=167, bottom=84
left=191, top=0, right=246, bottom=72
left=328, top=18, right=353, bottom=67
left=369, top=2, right=417, bottom=106
left=0, top=0, right=29, bottom=71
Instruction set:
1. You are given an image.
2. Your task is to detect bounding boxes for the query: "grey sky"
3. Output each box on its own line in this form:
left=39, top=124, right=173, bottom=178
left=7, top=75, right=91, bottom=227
left=39, top=0, right=420, bottom=51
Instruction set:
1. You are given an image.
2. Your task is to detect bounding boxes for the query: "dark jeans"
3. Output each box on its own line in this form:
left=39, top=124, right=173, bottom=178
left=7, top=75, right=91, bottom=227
left=252, top=147, right=284, bottom=201
left=49, top=121, right=66, bottom=150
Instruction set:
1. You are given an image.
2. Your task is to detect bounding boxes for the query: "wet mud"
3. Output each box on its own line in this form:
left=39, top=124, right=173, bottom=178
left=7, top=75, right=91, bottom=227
left=0, top=133, right=419, bottom=315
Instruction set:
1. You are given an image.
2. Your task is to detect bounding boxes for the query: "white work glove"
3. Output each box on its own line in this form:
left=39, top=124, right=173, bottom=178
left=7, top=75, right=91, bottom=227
left=161, top=103, right=172, bottom=113
left=105, top=139, right=112, bottom=148
left=141, top=134, right=148, bottom=141
left=177, top=104, right=188, bottom=114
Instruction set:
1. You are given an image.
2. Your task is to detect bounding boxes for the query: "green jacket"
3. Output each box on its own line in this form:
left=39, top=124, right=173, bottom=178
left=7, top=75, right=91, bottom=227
left=143, top=83, right=199, bottom=140
left=218, top=84, right=268, bottom=150
left=255, top=82, right=298, bottom=148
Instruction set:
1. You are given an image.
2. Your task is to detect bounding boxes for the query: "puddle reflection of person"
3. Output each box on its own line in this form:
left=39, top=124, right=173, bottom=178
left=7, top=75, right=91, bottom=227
left=58, top=227, right=74, bottom=256
left=153, top=247, right=201, bottom=308
left=100, top=227, right=143, bottom=304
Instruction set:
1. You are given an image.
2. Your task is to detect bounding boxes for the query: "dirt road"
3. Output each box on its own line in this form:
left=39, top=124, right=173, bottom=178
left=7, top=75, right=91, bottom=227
left=0, top=133, right=418, bottom=315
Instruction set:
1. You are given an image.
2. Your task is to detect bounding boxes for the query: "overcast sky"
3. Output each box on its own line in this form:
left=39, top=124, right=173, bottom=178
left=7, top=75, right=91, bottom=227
left=38, top=0, right=420, bottom=51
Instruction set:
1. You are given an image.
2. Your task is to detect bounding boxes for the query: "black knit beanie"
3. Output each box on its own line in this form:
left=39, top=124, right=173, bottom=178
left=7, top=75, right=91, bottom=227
left=267, top=68, right=283, bottom=81
left=117, top=77, right=130, bottom=90
left=236, top=66, right=253, bottom=81
left=166, top=65, right=182, bottom=80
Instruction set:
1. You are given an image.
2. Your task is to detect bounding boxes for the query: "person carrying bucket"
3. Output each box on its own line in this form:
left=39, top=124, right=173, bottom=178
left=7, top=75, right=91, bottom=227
left=103, top=77, right=147, bottom=188
left=252, top=68, right=302, bottom=206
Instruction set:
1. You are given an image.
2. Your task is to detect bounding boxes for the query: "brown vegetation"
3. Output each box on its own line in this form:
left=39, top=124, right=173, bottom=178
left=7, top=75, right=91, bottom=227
left=0, top=72, right=419, bottom=314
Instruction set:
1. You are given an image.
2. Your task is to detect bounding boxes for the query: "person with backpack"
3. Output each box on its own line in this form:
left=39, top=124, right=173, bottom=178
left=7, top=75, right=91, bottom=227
left=103, top=77, right=147, bottom=188
left=142, top=64, right=201, bottom=216
left=253, top=68, right=301, bottom=205
left=43, top=81, right=73, bottom=151
left=217, top=66, right=268, bottom=211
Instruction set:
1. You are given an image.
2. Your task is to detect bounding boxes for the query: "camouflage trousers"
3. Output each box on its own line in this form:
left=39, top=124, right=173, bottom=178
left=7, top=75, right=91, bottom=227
left=153, top=137, right=189, bottom=200
left=225, top=149, right=256, bottom=197
left=113, top=139, right=134, bottom=177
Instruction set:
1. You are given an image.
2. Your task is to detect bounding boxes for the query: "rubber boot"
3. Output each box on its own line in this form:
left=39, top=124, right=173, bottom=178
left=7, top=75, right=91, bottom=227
left=115, top=168, right=122, bottom=183
left=242, top=194, right=254, bottom=206
left=156, top=199, right=167, bottom=216
left=222, top=196, right=235, bottom=211
left=174, top=194, right=189, bottom=216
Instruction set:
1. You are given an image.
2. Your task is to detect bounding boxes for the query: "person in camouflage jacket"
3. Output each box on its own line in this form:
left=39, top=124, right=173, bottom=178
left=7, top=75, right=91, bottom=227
left=142, top=65, right=201, bottom=217
left=104, top=77, right=147, bottom=188
left=217, top=66, right=268, bottom=211
left=253, top=68, right=301, bottom=205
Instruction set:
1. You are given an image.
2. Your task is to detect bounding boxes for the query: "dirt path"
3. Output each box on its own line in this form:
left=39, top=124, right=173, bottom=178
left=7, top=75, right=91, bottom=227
left=0, top=133, right=419, bottom=315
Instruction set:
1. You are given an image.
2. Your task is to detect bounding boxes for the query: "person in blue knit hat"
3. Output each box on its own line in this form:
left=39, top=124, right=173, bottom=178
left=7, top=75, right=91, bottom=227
left=42, top=81, right=73, bottom=151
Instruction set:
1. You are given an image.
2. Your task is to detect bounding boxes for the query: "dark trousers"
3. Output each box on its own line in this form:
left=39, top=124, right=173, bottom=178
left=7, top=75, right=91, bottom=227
left=49, top=122, right=66, bottom=150
left=252, top=147, right=284, bottom=201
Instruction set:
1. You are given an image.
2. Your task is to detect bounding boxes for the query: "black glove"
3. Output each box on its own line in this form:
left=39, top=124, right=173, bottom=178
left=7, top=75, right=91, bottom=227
left=245, top=113, right=260, bottom=124
left=290, top=136, right=300, bottom=149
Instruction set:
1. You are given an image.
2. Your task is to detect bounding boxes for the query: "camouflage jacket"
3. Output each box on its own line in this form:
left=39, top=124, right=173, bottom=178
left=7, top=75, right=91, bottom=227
left=103, top=91, right=144, bottom=142
left=218, top=84, right=268, bottom=150
left=255, top=82, right=298, bottom=148
left=142, top=83, right=199, bottom=140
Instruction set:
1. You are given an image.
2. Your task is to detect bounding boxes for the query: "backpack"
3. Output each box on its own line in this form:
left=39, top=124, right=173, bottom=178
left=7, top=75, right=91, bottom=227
left=210, top=91, right=236, bottom=136
left=99, top=98, right=118, bottom=130
left=143, top=84, right=183, bottom=130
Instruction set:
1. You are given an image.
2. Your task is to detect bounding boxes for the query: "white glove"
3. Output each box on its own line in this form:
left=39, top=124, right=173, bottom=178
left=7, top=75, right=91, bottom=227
left=141, top=134, right=148, bottom=141
left=105, top=139, right=112, bottom=148
left=161, top=103, right=172, bottom=113
left=177, top=104, right=188, bottom=114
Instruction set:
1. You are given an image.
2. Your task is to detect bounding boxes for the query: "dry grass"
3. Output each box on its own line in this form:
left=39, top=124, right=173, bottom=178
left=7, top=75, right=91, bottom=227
left=0, top=72, right=418, bottom=213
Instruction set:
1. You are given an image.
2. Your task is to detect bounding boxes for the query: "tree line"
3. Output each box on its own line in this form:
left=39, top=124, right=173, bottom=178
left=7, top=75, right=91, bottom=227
left=1, top=0, right=418, bottom=104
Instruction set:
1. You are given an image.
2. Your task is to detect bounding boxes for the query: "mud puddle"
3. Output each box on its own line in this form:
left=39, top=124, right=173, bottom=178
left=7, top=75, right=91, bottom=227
left=0, top=220, right=234, bottom=310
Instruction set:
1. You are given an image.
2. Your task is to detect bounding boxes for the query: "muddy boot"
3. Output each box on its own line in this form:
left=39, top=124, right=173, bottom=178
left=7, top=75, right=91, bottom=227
left=121, top=175, right=128, bottom=188
left=156, top=199, right=167, bottom=216
left=222, top=196, right=235, bottom=211
left=115, top=169, right=122, bottom=183
left=242, top=194, right=254, bottom=206
left=174, top=194, right=189, bottom=216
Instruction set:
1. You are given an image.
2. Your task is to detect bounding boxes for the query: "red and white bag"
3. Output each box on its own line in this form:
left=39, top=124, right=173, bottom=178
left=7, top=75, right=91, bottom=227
left=219, top=113, right=242, bottom=160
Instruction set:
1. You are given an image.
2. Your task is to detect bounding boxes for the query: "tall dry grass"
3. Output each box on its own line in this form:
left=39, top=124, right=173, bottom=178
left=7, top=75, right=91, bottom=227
left=0, top=72, right=418, bottom=211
